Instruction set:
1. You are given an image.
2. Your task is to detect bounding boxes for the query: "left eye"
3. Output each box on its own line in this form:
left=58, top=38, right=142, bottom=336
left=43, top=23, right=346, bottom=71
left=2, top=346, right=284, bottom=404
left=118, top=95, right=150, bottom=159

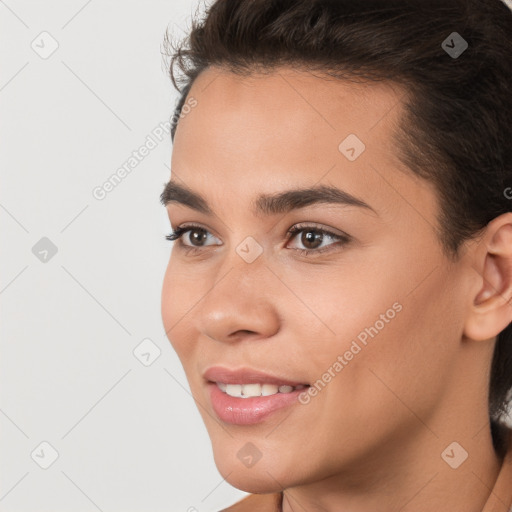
left=286, top=224, right=350, bottom=253
left=165, top=223, right=351, bottom=255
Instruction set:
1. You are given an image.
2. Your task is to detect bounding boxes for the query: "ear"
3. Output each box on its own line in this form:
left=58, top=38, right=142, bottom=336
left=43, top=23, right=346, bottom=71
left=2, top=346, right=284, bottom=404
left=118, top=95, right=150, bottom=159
left=463, top=213, right=512, bottom=341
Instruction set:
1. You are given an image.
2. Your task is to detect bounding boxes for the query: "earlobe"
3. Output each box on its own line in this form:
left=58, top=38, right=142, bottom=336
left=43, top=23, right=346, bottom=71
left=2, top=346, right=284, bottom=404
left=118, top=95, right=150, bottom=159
left=463, top=214, right=512, bottom=341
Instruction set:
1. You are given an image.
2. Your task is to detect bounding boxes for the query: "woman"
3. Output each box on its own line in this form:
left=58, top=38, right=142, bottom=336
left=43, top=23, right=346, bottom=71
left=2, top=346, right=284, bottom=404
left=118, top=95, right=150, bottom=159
left=160, top=0, right=512, bottom=510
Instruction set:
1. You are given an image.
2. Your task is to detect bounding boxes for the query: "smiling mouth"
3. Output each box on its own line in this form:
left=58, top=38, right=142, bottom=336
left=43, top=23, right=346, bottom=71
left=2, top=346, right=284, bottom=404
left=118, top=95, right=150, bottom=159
left=204, top=367, right=311, bottom=424
left=214, top=382, right=309, bottom=398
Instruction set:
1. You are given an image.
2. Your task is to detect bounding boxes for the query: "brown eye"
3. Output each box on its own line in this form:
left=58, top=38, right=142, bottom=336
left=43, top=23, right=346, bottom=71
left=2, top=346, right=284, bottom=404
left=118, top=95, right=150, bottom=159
left=300, top=230, right=324, bottom=250
left=286, top=224, right=351, bottom=255
left=186, top=228, right=208, bottom=246
left=165, top=225, right=219, bottom=247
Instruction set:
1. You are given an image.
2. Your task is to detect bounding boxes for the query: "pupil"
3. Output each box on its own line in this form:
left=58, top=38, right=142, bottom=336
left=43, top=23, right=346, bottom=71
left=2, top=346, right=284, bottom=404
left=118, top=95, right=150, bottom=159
left=191, top=229, right=207, bottom=246
left=303, top=230, right=322, bottom=249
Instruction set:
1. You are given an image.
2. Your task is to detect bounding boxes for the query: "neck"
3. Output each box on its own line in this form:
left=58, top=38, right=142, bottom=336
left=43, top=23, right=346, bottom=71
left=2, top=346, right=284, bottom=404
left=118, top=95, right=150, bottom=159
left=281, top=418, right=502, bottom=512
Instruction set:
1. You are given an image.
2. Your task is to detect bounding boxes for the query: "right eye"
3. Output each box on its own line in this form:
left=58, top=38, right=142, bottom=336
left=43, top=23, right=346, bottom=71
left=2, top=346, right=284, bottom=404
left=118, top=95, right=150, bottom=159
left=165, top=224, right=221, bottom=250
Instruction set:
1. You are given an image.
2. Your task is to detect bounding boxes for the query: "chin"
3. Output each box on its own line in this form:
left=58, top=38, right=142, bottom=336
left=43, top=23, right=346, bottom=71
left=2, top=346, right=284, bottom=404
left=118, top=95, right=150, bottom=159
left=212, top=448, right=288, bottom=494
left=221, top=470, right=284, bottom=494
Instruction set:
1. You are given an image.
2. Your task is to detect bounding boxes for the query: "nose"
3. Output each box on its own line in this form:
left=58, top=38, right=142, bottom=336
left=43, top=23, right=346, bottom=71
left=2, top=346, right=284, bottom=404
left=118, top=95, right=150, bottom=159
left=193, top=252, right=281, bottom=345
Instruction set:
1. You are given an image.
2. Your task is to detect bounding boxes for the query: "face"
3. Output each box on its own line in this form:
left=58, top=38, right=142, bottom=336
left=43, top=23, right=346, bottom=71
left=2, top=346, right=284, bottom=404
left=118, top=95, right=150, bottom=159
left=161, top=66, right=477, bottom=492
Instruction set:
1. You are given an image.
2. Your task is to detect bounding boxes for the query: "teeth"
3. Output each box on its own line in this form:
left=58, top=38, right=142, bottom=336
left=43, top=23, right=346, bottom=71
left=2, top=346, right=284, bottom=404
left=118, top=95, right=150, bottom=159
left=218, top=382, right=304, bottom=398
left=225, top=384, right=242, bottom=397
left=241, top=383, right=262, bottom=397
left=261, top=384, right=279, bottom=396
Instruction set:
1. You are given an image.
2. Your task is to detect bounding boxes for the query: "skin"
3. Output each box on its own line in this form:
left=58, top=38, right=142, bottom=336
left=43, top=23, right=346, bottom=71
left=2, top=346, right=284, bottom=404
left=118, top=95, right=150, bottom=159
left=161, top=65, right=512, bottom=512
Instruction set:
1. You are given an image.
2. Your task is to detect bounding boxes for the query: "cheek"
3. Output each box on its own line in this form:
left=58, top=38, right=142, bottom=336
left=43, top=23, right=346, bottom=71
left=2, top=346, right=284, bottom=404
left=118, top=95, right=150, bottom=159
left=326, top=267, right=463, bottom=426
left=299, top=252, right=462, bottom=417
left=161, top=257, right=198, bottom=360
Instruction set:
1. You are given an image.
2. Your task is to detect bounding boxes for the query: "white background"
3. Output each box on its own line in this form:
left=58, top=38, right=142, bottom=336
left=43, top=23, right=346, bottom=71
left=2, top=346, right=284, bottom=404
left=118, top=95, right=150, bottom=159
left=0, top=1, right=247, bottom=510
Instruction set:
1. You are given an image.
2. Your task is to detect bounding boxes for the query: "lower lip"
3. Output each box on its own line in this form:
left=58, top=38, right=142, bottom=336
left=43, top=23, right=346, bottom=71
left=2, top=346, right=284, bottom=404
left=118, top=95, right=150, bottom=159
left=207, top=382, right=307, bottom=425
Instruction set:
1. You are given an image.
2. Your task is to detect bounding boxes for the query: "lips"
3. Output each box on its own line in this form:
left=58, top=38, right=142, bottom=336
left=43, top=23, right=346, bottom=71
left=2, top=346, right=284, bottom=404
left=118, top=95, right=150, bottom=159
left=203, top=366, right=309, bottom=387
left=203, top=366, right=311, bottom=424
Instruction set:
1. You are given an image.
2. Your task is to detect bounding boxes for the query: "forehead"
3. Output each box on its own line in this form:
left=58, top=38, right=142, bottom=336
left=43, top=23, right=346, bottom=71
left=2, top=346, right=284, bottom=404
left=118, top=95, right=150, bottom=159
left=184, top=65, right=407, bottom=132
left=173, top=65, right=408, bottom=170
left=170, top=66, right=437, bottom=228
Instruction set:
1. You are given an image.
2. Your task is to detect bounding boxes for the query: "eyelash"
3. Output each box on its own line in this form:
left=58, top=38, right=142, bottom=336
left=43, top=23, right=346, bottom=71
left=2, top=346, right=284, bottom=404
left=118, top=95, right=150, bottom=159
left=164, top=223, right=351, bottom=257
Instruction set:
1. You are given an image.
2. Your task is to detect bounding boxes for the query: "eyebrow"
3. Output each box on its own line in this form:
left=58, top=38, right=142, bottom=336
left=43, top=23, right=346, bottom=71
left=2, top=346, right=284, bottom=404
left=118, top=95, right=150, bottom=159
left=160, top=180, right=377, bottom=216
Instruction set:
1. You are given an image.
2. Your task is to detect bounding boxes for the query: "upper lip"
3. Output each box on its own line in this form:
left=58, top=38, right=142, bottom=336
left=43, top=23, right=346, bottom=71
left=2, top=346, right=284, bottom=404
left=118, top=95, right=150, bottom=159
left=203, top=366, right=309, bottom=387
